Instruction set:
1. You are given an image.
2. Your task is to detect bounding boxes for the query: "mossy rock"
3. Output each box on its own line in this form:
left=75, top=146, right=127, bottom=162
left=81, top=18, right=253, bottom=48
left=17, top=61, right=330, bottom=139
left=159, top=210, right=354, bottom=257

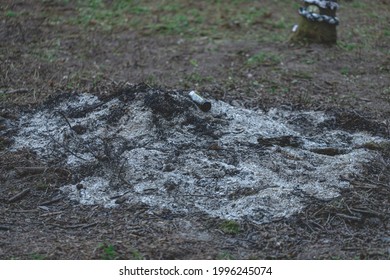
left=290, top=3, right=337, bottom=44
left=290, top=17, right=337, bottom=44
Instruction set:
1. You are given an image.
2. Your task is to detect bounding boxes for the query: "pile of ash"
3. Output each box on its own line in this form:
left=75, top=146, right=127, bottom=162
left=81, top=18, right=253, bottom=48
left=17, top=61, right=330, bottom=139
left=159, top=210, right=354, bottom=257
left=10, top=84, right=388, bottom=223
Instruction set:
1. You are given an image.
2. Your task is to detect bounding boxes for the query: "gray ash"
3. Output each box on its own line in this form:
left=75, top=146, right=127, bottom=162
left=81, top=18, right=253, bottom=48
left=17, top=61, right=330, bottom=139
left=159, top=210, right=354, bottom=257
left=9, top=85, right=389, bottom=224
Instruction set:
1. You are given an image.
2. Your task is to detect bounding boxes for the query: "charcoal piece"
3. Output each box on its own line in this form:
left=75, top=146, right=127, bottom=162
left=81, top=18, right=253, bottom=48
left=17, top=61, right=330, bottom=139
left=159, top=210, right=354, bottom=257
left=257, top=135, right=303, bottom=148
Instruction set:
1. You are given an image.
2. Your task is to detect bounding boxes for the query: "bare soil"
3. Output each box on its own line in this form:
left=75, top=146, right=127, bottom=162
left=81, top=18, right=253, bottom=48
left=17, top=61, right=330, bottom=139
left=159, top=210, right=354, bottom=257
left=0, top=0, right=389, bottom=259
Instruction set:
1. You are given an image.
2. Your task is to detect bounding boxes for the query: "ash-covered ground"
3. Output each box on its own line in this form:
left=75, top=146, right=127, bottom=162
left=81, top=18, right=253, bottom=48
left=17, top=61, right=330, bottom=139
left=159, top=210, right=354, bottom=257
left=11, top=85, right=388, bottom=224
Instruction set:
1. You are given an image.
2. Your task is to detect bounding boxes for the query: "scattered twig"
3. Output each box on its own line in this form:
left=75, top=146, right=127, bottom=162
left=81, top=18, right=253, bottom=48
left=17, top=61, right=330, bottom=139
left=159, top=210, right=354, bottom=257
left=47, top=132, right=88, bottom=161
left=365, top=179, right=390, bottom=189
left=118, top=161, right=134, bottom=188
left=49, top=222, right=98, bottom=229
left=180, top=193, right=217, bottom=198
left=345, top=203, right=354, bottom=215
left=38, top=206, right=50, bottom=211
left=336, top=213, right=362, bottom=221
left=115, top=196, right=129, bottom=204
left=302, top=221, right=315, bottom=233
left=1, top=88, right=29, bottom=95
left=0, top=225, right=11, bottom=231
left=39, top=196, right=63, bottom=206
left=342, top=247, right=361, bottom=251
left=39, top=211, right=62, bottom=217
left=324, top=213, right=335, bottom=227
left=14, top=166, right=71, bottom=180
left=312, top=83, right=326, bottom=91
left=352, top=182, right=381, bottom=189
left=15, top=166, right=48, bottom=175
left=236, top=238, right=258, bottom=245
left=8, top=188, right=30, bottom=203
left=308, top=219, right=325, bottom=231
left=350, top=207, right=382, bottom=217
left=8, top=209, right=38, bottom=213
left=110, top=190, right=132, bottom=200
left=54, top=111, right=73, bottom=130
left=68, top=222, right=98, bottom=229
left=55, top=111, right=109, bottom=162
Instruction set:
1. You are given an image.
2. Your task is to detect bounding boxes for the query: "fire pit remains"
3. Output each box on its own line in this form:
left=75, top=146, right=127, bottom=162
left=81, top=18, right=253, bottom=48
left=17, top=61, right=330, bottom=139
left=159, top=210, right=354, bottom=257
left=11, top=85, right=387, bottom=223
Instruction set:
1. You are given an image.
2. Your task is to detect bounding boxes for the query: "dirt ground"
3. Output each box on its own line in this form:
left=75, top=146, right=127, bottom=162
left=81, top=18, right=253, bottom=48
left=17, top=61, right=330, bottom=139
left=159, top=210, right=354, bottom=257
left=1, top=0, right=389, bottom=259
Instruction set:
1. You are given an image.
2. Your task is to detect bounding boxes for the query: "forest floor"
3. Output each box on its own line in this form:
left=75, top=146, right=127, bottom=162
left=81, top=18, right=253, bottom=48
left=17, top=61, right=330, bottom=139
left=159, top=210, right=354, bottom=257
left=0, top=0, right=389, bottom=259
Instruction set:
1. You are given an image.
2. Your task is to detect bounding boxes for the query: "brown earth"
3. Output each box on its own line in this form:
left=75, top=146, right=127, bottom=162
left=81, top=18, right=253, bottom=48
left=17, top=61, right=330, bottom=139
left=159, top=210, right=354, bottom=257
left=0, top=0, right=389, bottom=259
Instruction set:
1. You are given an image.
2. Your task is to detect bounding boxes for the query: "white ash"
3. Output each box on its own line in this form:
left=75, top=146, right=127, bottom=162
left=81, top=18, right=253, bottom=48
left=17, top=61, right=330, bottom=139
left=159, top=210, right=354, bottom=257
left=11, top=89, right=387, bottom=223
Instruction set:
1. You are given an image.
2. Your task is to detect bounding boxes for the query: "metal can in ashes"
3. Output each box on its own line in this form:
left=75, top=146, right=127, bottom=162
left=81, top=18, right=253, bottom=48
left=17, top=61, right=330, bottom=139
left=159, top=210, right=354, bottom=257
left=188, top=91, right=211, bottom=112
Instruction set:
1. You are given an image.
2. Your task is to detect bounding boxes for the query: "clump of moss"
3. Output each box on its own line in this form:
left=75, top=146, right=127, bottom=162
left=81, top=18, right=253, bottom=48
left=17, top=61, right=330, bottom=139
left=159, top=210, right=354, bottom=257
left=290, top=20, right=337, bottom=44
left=220, top=220, right=240, bottom=235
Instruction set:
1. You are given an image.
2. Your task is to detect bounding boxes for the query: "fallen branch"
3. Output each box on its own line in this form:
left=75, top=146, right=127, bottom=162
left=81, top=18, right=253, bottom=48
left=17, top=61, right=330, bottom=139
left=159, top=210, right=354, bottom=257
left=8, top=188, right=30, bottom=203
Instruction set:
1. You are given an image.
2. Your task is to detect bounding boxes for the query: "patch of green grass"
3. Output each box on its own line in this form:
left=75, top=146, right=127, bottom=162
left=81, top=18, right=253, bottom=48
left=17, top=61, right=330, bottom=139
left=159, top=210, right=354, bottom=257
left=22, top=0, right=388, bottom=48
left=296, top=92, right=314, bottom=106
left=130, top=249, right=144, bottom=260
left=35, top=180, right=50, bottom=190
left=31, top=39, right=62, bottom=63
left=216, top=251, right=235, bottom=260
left=72, top=0, right=149, bottom=30
left=271, top=17, right=287, bottom=29
left=151, top=14, right=191, bottom=34
left=183, top=72, right=214, bottom=86
left=220, top=220, right=240, bottom=234
left=340, top=67, right=350, bottom=76
left=302, top=58, right=315, bottom=65
left=143, top=75, right=160, bottom=87
left=291, top=71, right=312, bottom=80
left=30, top=253, right=46, bottom=260
left=5, top=10, right=17, bottom=17
left=246, top=51, right=281, bottom=66
left=99, top=243, right=117, bottom=260
left=0, top=91, right=6, bottom=101
left=36, top=48, right=58, bottom=63
left=189, top=59, right=199, bottom=68
left=232, top=6, right=269, bottom=27
left=331, top=255, right=361, bottom=260
left=338, top=41, right=357, bottom=51
left=56, top=0, right=297, bottom=40
left=350, top=2, right=367, bottom=9
left=380, top=87, right=390, bottom=103
left=181, top=57, right=217, bottom=86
